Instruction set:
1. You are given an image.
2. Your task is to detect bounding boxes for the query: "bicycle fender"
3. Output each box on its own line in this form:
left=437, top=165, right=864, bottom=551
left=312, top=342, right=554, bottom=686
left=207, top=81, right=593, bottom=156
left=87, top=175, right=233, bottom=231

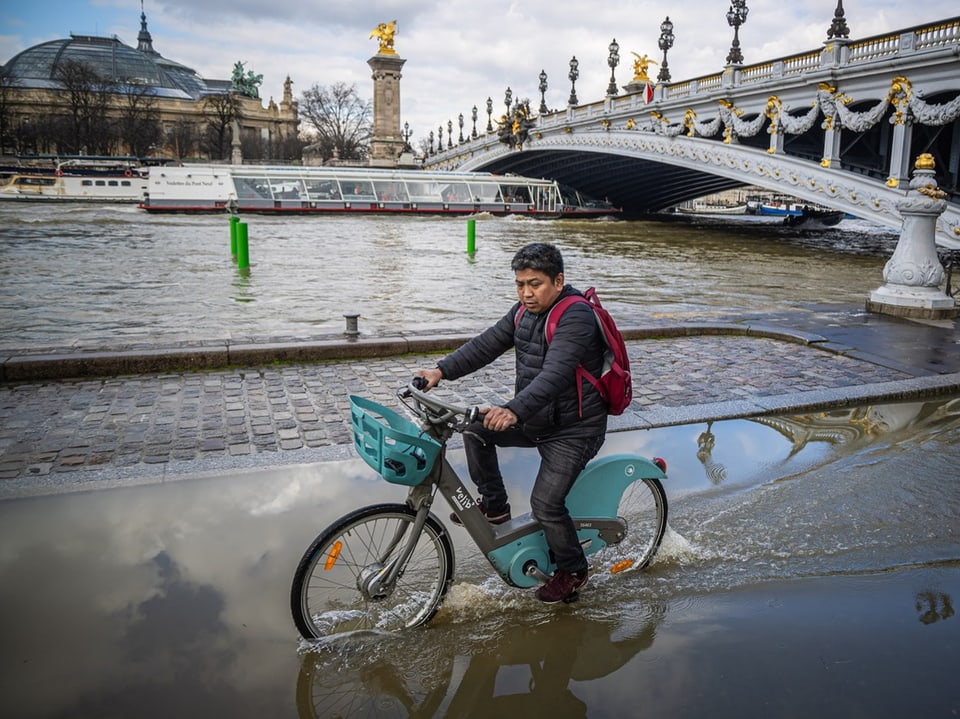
left=565, top=454, right=666, bottom=518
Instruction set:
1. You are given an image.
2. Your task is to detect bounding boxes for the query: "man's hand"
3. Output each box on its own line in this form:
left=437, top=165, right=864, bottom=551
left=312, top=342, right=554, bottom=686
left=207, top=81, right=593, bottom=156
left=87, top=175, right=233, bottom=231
left=414, top=367, right=443, bottom=390
left=482, top=406, right=518, bottom=432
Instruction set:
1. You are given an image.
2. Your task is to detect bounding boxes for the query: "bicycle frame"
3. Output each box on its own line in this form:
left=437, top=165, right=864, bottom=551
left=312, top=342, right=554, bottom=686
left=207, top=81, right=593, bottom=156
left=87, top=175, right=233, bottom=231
left=393, top=384, right=668, bottom=589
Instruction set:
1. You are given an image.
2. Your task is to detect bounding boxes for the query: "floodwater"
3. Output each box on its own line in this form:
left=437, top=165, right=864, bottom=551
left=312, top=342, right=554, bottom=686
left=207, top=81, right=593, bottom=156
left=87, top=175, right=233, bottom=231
left=0, top=203, right=899, bottom=350
left=1, top=396, right=958, bottom=718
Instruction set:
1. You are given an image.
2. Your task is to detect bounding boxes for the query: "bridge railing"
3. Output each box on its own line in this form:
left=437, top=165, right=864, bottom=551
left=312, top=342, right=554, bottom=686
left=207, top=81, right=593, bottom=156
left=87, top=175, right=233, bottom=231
left=429, top=17, right=958, bottom=158
left=657, top=16, right=959, bottom=102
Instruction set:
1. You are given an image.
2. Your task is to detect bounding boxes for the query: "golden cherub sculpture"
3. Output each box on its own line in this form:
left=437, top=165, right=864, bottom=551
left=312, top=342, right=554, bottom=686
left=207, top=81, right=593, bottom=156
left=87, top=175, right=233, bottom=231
left=631, top=52, right=657, bottom=83
left=369, top=21, right=397, bottom=55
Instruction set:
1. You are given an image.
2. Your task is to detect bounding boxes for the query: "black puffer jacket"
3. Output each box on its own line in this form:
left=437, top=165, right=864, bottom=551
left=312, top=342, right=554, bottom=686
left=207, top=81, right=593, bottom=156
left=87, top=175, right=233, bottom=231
left=437, top=285, right=608, bottom=440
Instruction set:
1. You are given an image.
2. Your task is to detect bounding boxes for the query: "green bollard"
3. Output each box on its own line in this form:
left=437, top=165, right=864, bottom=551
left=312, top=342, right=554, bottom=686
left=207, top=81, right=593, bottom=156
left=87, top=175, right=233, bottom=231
left=230, top=215, right=239, bottom=257
left=237, top=222, right=249, bottom=269
left=466, top=218, right=476, bottom=254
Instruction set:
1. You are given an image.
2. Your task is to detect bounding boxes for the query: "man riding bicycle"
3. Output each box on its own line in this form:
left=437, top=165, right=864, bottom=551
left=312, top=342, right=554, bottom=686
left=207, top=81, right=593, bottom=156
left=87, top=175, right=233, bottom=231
left=416, top=242, right=608, bottom=604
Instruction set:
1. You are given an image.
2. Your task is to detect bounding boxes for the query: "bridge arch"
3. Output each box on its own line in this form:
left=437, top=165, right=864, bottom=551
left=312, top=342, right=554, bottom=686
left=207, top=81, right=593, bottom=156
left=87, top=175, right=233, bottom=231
left=423, top=17, right=960, bottom=247
left=452, top=132, right=960, bottom=248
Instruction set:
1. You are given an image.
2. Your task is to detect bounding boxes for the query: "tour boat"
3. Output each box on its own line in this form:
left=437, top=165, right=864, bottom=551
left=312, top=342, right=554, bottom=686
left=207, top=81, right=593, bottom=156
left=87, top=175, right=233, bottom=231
left=138, top=164, right=620, bottom=218
left=0, top=157, right=150, bottom=202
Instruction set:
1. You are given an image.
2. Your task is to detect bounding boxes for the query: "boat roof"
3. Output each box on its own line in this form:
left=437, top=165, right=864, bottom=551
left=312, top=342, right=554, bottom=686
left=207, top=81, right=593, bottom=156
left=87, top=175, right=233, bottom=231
left=168, top=164, right=554, bottom=185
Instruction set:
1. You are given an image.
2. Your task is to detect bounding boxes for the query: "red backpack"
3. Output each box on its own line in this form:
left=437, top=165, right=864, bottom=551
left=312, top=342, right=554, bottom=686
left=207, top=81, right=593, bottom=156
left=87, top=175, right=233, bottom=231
left=516, top=288, right=633, bottom=416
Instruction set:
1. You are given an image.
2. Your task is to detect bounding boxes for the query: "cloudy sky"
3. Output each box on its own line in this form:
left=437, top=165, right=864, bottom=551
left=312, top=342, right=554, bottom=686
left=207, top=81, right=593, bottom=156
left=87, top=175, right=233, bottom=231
left=1, top=0, right=955, bottom=146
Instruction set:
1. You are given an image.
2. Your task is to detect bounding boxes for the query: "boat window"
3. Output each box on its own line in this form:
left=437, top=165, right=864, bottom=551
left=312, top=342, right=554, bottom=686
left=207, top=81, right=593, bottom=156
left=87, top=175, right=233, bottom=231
left=121, top=181, right=131, bottom=187
left=82, top=180, right=93, bottom=186
left=269, top=178, right=304, bottom=199
left=234, top=176, right=272, bottom=200
left=95, top=180, right=106, bottom=186
left=499, top=184, right=530, bottom=203
left=20, top=177, right=56, bottom=187
left=373, top=181, right=408, bottom=202
left=108, top=180, right=118, bottom=186
left=405, top=181, right=442, bottom=201
left=344, top=180, right=375, bottom=199
left=440, top=182, right=471, bottom=203
left=303, top=180, right=340, bottom=200
left=469, top=183, right=498, bottom=202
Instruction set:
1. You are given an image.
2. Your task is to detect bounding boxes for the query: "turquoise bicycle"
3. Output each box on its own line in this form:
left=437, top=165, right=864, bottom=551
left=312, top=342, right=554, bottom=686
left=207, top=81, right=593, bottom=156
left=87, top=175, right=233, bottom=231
left=291, top=380, right=668, bottom=639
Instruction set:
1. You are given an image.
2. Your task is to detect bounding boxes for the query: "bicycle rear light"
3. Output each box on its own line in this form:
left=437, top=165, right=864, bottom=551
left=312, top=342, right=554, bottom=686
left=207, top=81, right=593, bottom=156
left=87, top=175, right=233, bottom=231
left=653, top=457, right=667, bottom=473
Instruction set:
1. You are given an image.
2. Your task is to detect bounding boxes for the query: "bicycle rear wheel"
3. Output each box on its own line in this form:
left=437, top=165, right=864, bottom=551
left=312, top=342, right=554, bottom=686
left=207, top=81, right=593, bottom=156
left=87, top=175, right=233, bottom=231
left=291, top=503, right=455, bottom=639
left=594, top=478, right=668, bottom=574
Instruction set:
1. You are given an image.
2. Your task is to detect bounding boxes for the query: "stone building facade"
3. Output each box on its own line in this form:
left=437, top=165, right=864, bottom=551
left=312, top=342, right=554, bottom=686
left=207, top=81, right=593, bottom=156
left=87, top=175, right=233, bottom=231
left=0, top=10, right=299, bottom=161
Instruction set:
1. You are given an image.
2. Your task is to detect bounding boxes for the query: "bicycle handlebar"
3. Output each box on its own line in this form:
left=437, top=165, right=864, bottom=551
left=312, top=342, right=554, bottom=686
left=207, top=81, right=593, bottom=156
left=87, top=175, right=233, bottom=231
left=398, top=380, right=482, bottom=427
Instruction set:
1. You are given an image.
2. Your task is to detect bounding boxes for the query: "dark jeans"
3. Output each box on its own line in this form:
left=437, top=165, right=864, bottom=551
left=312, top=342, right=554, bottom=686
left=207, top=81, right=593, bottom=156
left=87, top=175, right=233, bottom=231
left=463, top=422, right=605, bottom=574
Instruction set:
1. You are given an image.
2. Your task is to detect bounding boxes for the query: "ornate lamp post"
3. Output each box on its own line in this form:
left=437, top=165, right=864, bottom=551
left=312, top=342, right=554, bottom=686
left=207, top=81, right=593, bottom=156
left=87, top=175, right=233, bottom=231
left=402, top=121, right=412, bottom=152
left=458, top=113, right=464, bottom=143
left=437, top=124, right=443, bottom=151
left=486, top=97, right=493, bottom=132
left=447, top=119, right=453, bottom=148
left=827, top=0, right=850, bottom=39
left=657, top=17, right=674, bottom=83
left=428, top=130, right=434, bottom=155
left=471, top=105, right=478, bottom=138
left=538, top=69, right=548, bottom=114
left=725, top=0, right=748, bottom=65
left=568, top=55, right=579, bottom=106
left=606, top=39, right=620, bottom=96
left=504, top=87, right=513, bottom=116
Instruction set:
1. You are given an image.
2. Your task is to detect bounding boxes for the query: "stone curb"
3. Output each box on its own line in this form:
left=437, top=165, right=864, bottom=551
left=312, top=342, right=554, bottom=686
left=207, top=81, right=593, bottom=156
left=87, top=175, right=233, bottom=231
left=0, top=322, right=827, bottom=383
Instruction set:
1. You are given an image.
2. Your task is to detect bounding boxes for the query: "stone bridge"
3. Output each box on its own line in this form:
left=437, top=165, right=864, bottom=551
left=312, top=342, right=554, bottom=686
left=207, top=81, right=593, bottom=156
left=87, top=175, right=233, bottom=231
left=422, top=16, right=960, bottom=248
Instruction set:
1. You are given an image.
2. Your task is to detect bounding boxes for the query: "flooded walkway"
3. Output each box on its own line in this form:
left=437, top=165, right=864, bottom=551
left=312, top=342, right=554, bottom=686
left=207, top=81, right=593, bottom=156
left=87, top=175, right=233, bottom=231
left=3, top=303, right=960, bottom=498
left=2, top=394, right=958, bottom=718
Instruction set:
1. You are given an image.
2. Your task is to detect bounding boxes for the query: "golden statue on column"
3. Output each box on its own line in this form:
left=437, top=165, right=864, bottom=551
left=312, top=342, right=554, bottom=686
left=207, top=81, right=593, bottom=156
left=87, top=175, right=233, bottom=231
left=369, top=21, right=398, bottom=55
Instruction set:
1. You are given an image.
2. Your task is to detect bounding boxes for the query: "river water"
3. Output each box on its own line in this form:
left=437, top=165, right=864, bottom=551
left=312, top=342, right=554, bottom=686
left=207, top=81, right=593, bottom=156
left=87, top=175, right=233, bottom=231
left=0, top=203, right=899, bottom=349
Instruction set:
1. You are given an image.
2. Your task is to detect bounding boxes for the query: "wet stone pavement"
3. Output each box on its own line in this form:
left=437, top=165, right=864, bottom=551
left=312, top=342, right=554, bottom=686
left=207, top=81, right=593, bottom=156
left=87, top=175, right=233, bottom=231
left=0, top=328, right=939, bottom=493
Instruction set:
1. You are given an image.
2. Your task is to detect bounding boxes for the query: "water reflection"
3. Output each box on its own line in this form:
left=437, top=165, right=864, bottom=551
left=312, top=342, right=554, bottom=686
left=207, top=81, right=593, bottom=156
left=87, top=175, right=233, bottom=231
left=296, top=606, right=665, bottom=718
left=916, top=590, right=955, bottom=625
left=696, top=421, right=728, bottom=485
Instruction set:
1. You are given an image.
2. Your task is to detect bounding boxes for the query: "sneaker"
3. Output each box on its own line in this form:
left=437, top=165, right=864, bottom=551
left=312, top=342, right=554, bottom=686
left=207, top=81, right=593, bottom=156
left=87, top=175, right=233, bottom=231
left=450, top=499, right=511, bottom=526
left=535, top=569, right=588, bottom=604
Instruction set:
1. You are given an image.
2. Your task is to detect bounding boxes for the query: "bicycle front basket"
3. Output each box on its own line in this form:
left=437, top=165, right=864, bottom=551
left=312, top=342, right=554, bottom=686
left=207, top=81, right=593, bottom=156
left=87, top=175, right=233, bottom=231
left=349, top=395, right=441, bottom=486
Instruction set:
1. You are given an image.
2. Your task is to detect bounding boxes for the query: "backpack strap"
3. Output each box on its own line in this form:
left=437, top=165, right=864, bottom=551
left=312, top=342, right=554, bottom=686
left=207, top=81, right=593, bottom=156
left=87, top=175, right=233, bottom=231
left=514, top=293, right=599, bottom=417
left=546, top=295, right=597, bottom=417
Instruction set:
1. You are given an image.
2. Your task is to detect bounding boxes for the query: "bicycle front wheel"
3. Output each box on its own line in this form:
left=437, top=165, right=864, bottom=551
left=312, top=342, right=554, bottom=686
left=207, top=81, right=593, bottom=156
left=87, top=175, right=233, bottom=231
left=291, top=503, right=455, bottom=639
left=594, top=478, right=668, bottom=575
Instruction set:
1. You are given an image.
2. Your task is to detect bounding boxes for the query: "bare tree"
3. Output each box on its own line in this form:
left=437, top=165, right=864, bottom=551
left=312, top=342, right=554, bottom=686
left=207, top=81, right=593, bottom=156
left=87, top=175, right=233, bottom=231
left=201, top=92, right=241, bottom=160
left=117, top=80, right=162, bottom=157
left=166, top=120, right=198, bottom=160
left=299, top=81, right=372, bottom=162
left=0, top=71, right=20, bottom=155
left=53, top=59, right=117, bottom=154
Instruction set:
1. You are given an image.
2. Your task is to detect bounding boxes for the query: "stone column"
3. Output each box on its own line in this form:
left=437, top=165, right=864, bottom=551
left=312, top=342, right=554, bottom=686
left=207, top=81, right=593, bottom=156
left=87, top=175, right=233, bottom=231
left=867, top=154, right=958, bottom=319
left=367, top=53, right=407, bottom=167
left=885, top=117, right=914, bottom=190
left=231, top=119, right=243, bottom=165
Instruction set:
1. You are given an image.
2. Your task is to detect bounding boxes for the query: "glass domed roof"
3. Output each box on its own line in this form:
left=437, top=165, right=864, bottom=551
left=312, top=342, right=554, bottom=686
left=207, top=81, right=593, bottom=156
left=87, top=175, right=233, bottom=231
left=6, top=36, right=167, bottom=84
left=1, top=13, right=212, bottom=100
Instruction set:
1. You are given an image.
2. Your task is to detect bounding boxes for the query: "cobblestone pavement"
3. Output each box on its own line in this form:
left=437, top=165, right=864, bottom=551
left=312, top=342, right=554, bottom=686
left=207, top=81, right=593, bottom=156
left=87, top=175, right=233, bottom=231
left=0, top=333, right=928, bottom=488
